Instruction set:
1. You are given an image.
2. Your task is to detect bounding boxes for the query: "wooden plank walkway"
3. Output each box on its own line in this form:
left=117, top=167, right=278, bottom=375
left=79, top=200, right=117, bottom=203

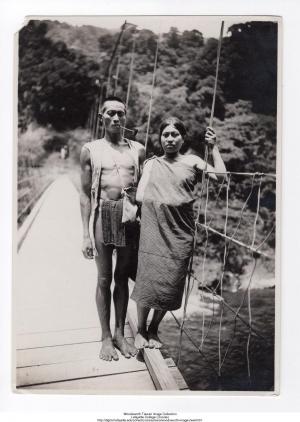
left=14, top=175, right=188, bottom=392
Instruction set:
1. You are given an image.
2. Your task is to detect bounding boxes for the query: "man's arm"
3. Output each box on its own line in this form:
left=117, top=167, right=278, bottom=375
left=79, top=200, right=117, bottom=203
left=137, top=142, right=146, bottom=177
left=80, top=146, right=93, bottom=259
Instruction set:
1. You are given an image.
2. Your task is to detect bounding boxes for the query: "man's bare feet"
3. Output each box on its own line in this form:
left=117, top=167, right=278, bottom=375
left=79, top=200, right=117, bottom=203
left=134, top=332, right=149, bottom=349
left=100, top=337, right=119, bottom=361
left=113, top=335, right=137, bottom=358
left=148, top=331, right=163, bottom=349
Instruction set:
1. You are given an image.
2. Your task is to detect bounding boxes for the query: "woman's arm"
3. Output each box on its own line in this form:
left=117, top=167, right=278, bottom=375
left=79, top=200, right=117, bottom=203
left=206, top=126, right=226, bottom=173
left=210, top=145, right=227, bottom=174
left=136, top=159, right=154, bottom=203
left=195, top=158, right=218, bottom=180
left=195, top=127, right=227, bottom=180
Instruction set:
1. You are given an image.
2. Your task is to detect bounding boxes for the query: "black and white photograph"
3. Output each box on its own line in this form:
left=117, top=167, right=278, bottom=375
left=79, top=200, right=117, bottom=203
left=13, top=15, right=279, bottom=394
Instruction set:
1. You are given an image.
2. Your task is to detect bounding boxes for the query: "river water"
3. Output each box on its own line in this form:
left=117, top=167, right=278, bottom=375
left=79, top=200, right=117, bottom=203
left=160, top=288, right=275, bottom=391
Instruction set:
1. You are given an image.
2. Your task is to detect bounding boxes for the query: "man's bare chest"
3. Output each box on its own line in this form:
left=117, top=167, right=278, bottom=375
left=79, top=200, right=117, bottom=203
left=101, top=146, right=136, bottom=173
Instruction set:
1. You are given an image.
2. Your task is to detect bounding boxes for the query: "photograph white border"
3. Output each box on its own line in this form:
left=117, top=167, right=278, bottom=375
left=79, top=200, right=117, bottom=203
left=1, top=0, right=299, bottom=419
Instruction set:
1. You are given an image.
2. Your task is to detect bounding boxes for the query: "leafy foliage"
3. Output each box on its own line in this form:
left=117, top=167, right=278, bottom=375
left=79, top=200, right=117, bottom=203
left=18, top=20, right=100, bottom=131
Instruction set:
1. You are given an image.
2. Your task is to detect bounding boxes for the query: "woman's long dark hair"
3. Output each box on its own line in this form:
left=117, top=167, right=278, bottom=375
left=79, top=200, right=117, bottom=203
left=158, top=117, right=189, bottom=153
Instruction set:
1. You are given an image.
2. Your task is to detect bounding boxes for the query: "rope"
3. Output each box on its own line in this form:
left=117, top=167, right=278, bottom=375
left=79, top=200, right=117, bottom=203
left=246, top=175, right=262, bottom=378
left=113, top=29, right=125, bottom=95
left=205, top=171, right=276, bottom=178
left=94, top=97, right=101, bottom=139
left=170, top=311, right=219, bottom=377
left=196, top=223, right=274, bottom=260
left=145, top=34, right=160, bottom=155
left=218, top=174, right=230, bottom=376
left=251, top=176, right=262, bottom=249
left=91, top=101, right=98, bottom=139
left=246, top=265, right=253, bottom=379
left=209, top=20, right=224, bottom=128
left=87, top=108, right=92, bottom=133
left=97, top=79, right=107, bottom=139
left=200, top=288, right=217, bottom=348
left=207, top=175, right=227, bottom=226
left=106, top=21, right=127, bottom=96
left=113, top=54, right=121, bottom=94
left=126, top=35, right=136, bottom=109
left=255, top=224, right=275, bottom=250
left=199, top=176, right=210, bottom=350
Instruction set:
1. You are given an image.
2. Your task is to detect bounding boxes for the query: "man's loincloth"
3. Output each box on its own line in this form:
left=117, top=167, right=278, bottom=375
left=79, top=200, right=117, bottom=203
left=101, top=198, right=126, bottom=247
left=95, top=198, right=139, bottom=248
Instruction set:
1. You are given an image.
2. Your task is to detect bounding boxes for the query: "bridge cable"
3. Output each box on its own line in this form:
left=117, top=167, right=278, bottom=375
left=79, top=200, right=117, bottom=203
left=246, top=174, right=263, bottom=378
left=145, top=33, right=160, bottom=155
left=126, top=32, right=137, bottom=110
left=217, top=174, right=230, bottom=376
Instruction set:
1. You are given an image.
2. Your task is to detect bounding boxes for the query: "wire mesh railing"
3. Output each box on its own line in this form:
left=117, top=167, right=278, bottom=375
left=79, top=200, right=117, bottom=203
left=171, top=170, right=276, bottom=382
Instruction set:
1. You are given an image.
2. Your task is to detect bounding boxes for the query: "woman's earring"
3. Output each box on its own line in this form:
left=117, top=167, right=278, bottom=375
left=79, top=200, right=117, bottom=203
left=98, top=114, right=103, bottom=126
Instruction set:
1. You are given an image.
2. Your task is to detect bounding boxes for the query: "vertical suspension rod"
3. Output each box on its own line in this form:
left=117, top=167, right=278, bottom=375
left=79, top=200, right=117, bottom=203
left=106, top=20, right=127, bottom=96
left=126, top=34, right=137, bottom=110
left=145, top=34, right=160, bottom=155
left=209, top=20, right=224, bottom=128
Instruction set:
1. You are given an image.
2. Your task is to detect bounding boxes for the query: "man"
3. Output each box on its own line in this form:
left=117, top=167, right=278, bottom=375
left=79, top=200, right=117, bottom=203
left=80, top=96, right=145, bottom=361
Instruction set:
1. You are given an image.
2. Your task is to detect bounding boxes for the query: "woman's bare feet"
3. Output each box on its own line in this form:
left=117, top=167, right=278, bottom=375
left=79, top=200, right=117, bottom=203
left=113, top=335, right=137, bottom=358
left=134, top=331, right=149, bottom=349
left=148, top=331, right=163, bottom=349
left=99, top=337, right=119, bottom=361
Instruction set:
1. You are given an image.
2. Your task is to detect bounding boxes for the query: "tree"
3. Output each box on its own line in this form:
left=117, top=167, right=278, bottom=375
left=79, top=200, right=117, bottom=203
left=165, top=27, right=180, bottom=49
left=182, top=29, right=204, bottom=48
left=221, top=21, right=278, bottom=115
left=19, top=20, right=100, bottom=131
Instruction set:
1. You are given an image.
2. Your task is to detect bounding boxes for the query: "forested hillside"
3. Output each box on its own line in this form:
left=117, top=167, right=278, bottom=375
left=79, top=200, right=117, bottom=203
left=18, top=19, right=278, bottom=282
left=18, top=20, right=277, bottom=167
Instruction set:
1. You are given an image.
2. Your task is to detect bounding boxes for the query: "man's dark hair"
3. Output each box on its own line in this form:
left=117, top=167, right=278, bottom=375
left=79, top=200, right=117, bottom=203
left=102, top=96, right=126, bottom=110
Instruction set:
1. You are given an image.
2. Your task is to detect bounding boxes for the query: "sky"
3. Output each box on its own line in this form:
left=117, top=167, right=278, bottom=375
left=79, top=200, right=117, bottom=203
left=28, top=15, right=278, bottom=38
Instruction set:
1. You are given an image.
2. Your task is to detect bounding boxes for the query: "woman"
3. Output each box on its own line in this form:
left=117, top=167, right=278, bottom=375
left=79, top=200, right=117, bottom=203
left=131, top=117, right=226, bottom=349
